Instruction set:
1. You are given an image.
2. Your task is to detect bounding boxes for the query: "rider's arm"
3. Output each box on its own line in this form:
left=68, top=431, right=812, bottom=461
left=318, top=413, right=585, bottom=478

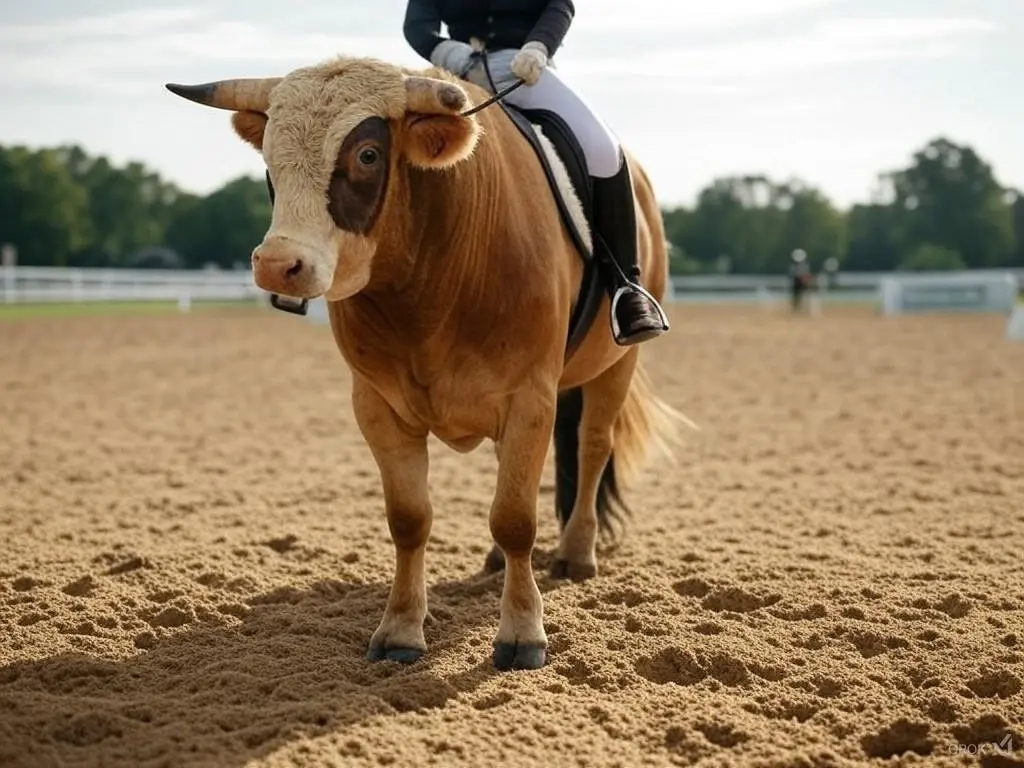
left=403, top=0, right=445, bottom=63
left=403, top=0, right=476, bottom=77
left=525, top=0, right=575, bottom=58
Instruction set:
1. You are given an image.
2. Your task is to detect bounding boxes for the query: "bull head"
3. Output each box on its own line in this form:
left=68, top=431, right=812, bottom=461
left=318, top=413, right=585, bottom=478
left=165, top=65, right=481, bottom=304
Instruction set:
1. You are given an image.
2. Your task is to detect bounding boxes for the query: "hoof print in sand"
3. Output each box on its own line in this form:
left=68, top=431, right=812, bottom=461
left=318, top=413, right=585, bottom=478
left=143, top=605, right=194, bottom=629
left=262, top=534, right=299, bottom=554
left=11, top=576, right=46, bottom=592
left=103, top=556, right=149, bottom=576
left=691, top=620, right=724, bottom=635
left=366, top=646, right=424, bottom=664
left=861, top=719, right=934, bottom=759
left=378, top=680, right=457, bottom=713
left=672, top=578, right=780, bottom=614
left=846, top=629, right=911, bottom=658
left=964, top=668, right=1022, bottom=699
left=695, top=721, right=747, bottom=749
left=61, top=575, right=98, bottom=597
left=636, top=647, right=707, bottom=687
left=672, top=577, right=710, bottom=599
left=702, top=586, right=781, bottom=613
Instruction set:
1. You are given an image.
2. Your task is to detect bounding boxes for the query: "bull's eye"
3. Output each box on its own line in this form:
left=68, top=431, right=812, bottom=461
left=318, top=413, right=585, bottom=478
left=358, top=147, right=379, bottom=166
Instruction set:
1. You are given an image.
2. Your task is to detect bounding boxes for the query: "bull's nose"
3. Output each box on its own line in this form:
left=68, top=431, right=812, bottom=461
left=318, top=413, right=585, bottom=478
left=251, top=236, right=324, bottom=297
left=253, top=250, right=304, bottom=276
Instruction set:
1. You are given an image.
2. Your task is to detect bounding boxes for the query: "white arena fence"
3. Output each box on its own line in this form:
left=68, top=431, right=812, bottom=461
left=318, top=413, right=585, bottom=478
left=671, top=268, right=1023, bottom=314
left=878, top=271, right=1019, bottom=316
left=1, top=266, right=263, bottom=305
left=1, top=265, right=1020, bottom=317
left=671, top=268, right=1024, bottom=296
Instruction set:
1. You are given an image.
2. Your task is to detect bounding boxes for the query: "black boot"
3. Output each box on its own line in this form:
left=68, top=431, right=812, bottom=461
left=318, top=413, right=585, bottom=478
left=591, top=154, right=669, bottom=346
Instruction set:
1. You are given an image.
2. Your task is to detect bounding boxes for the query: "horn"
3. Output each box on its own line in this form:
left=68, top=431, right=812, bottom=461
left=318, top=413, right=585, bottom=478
left=164, top=78, right=283, bottom=112
left=404, top=76, right=468, bottom=115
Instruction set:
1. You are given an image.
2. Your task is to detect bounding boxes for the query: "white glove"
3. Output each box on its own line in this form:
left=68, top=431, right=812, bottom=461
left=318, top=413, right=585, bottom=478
left=511, top=41, right=549, bottom=86
left=429, top=39, right=476, bottom=78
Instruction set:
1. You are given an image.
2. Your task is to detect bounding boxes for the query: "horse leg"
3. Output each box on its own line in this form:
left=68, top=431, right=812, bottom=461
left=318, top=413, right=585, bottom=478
left=490, top=389, right=556, bottom=671
left=482, top=441, right=507, bottom=574
left=352, top=376, right=432, bottom=664
left=552, top=347, right=639, bottom=581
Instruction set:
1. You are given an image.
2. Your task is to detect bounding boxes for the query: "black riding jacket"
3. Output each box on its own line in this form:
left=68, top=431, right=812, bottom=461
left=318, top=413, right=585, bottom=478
left=403, top=0, right=575, bottom=62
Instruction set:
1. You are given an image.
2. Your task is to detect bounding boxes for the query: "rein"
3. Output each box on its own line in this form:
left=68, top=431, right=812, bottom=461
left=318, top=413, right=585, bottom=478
left=460, top=77, right=524, bottom=116
left=268, top=48, right=524, bottom=317
left=460, top=46, right=524, bottom=117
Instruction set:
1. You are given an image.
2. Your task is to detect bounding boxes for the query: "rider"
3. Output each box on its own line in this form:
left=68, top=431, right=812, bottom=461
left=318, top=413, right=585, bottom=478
left=402, top=0, right=669, bottom=346
left=789, top=249, right=812, bottom=312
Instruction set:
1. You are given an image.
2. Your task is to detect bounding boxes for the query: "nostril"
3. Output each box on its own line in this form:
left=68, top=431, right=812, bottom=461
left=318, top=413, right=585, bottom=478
left=285, top=259, right=303, bottom=277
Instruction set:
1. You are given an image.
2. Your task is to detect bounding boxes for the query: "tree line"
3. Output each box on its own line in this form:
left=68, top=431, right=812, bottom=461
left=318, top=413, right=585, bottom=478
left=0, top=145, right=270, bottom=271
left=1, top=137, right=1021, bottom=273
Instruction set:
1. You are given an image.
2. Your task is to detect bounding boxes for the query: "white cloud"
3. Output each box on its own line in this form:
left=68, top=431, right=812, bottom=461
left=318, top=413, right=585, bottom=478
left=571, top=0, right=843, bottom=31
left=816, top=16, right=995, bottom=40
left=0, top=5, right=996, bottom=100
left=562, top=14, right=994, bottom=85
left=0, top=7, right=212, bottom=43
left=0, top=9, right=422, bottom=95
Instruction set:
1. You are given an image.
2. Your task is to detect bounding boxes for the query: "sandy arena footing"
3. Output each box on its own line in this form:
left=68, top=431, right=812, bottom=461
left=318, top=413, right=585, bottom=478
left=1, top=304, right=1022, bottom=767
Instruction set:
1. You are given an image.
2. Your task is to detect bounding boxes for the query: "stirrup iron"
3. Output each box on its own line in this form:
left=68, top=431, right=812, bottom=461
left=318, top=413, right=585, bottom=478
left=609, top=281, right=670, bottom=344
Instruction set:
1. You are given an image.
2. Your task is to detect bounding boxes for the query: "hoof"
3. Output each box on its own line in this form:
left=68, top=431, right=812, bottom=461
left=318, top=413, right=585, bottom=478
left=550, top=558, right=597, bottom=582
left=366, top=645, right=424, bottom=664
left=492, top=642, right=546, bottom=671
left=483, top=545, right=505, bottom=574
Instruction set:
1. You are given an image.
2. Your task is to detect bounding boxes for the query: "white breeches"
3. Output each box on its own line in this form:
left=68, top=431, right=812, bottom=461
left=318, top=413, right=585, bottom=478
left=465, top=48, right=624, bottom=179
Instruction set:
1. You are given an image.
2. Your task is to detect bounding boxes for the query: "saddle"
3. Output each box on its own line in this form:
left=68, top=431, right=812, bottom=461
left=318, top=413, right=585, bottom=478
left=497, top=103, right=605, bottom=363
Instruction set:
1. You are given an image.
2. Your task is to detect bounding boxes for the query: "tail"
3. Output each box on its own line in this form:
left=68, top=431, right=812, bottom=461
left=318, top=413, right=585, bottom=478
left=553, top=361, right=697, bottom=539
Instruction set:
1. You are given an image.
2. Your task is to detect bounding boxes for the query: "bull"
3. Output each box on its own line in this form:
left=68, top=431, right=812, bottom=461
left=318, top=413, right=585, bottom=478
left=166, top=55, right=691, bottom=671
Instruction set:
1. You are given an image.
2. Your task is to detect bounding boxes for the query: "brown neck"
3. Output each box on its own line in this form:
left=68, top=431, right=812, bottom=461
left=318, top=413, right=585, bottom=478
left=353, top=118, right=509, bottom=340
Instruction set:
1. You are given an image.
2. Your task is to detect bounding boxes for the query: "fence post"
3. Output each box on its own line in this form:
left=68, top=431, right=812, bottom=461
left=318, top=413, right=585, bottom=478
left=1, top=244, right=15, bottom=305
left=71, top=270, right=83, bottom=303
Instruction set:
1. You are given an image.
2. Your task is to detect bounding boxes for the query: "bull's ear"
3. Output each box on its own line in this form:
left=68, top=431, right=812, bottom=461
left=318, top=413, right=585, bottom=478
left=402, top=113, right=479, bottom=169
left=400, top=75, right=480, bottom=169
left=230, top=111, right=268, bottom=151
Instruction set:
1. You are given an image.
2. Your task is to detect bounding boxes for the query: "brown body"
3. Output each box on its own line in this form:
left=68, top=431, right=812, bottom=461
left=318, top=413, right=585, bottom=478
left=167, top=55, right=689, bottom=670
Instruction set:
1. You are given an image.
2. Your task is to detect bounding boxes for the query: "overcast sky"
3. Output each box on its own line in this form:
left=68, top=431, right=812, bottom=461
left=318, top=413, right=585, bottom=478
left=1, top=0, right=1020, bottom=208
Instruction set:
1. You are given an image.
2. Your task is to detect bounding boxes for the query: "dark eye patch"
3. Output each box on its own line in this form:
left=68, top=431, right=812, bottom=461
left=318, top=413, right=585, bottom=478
left=327, top=116, right=390, bottom=233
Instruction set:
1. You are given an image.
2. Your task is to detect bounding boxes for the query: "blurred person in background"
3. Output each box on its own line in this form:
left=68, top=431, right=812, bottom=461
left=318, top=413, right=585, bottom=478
left=789, top=249, right=813, bottom=312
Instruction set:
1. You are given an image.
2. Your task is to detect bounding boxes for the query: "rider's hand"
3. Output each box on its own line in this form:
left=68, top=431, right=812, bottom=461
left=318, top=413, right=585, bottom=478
left=429, top=40, right=476, bottom=78
left=511, top=41, right=549, bottom=85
